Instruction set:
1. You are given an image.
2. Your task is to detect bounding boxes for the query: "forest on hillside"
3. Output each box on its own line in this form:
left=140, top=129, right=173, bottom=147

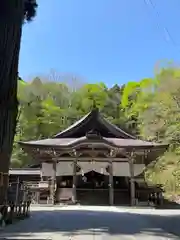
left=13, top=67, right=180, bottom=195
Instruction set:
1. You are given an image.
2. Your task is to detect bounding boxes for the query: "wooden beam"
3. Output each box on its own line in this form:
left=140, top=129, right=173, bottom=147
left=53, top=157, right=129, bottom=162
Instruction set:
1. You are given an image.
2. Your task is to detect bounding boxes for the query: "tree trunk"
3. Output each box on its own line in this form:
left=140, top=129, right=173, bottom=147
left=0, top=1, right=24, bottom=204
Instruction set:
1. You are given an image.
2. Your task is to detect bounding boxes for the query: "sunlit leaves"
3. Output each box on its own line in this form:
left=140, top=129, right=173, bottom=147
left=13, top=78, right=131, bottom=167
left=122, top=67, right=180, bottom=193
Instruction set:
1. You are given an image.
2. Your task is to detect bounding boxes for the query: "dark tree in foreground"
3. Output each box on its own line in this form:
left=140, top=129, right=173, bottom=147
left=0, top=0, right=37, bottom=204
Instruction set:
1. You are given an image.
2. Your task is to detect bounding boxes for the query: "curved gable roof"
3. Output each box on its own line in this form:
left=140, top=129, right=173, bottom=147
left=54, top=108, right=135, bottom=139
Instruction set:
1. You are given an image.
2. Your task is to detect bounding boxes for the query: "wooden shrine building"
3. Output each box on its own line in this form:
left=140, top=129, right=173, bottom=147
left=18, top=108, right=168, bottom=206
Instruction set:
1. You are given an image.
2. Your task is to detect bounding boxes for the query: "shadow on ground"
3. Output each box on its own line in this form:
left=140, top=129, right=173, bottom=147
left=0, top=207, right=180, bottom=239
left=156, top=198, right=180, bottom=209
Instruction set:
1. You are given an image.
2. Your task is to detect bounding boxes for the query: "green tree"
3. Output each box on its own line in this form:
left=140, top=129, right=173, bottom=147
left=13, top=79, right=131, bottom=167
left=122, top=67, right=180, bottom=194
left=103, top=84, right=130, bottom=132
left=0, top=0, right=37, bottom=203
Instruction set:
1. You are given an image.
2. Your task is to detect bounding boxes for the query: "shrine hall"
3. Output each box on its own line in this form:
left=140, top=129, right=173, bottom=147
left=17, top=108, right=168, bottom=206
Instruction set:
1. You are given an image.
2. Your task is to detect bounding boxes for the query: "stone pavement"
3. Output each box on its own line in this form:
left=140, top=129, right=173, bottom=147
left=1, top=205, right=180, bottom=239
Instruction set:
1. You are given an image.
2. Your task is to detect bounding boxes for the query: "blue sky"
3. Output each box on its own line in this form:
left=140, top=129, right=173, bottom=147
left=19, top=0, right=180, bottom=87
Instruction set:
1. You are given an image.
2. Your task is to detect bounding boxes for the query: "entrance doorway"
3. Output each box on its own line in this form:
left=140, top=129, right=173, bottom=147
left=55, top=171, right=131, bottom=205
left=113, top=176, right=130, bottom=205
left=77, top=171, right=109, bottom=205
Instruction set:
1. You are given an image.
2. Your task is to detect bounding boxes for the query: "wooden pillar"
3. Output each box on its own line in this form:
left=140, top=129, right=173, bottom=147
left=15, top=177, right=20, bottom=206
left=50, top=161, right=56, bottom=205
left=109, top=160, right=114, bottom=206
left=36, top=191, right=40, bottom=204
left=128, top=152, right=136, bottom=206
left=72, top=153, right=77, bottom=204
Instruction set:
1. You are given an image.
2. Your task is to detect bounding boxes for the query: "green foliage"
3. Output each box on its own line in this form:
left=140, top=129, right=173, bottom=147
left=122, top=66, right=180, bottom=194
left=12, top=78, right=129, bottom=167
left=14, top=66, right=180, bottom=195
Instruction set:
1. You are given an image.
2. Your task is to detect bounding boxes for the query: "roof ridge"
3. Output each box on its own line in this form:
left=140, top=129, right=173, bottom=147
left=53, top=110, right=93, bottom=138
left=98, top=113, right=136, bottom=139
left=51, top=107, right=136, bottom=139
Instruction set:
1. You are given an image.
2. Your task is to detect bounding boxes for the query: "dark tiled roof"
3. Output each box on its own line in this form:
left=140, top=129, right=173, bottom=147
left=18, top=108, right=168, bottom=153
left=54, top=108, right=135, bottom=139
left=19, top=136, right=168, bottom=150
left=54, top=112, right=91, bottom=138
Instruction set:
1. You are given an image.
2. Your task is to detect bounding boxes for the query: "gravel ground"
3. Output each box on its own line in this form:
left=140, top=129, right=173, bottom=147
left=0, top=205, right=180, bottom=239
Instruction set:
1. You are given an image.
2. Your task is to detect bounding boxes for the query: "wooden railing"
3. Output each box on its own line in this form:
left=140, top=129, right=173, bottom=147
left=0, top=182, right=32, bottom=227
left=25, top=181, right=39, bottom=188
left=24, top=181, right=49, bottom=189
left=0, top=202, right=31, bottom=226
left=136, top=187, right=163, bottom=206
